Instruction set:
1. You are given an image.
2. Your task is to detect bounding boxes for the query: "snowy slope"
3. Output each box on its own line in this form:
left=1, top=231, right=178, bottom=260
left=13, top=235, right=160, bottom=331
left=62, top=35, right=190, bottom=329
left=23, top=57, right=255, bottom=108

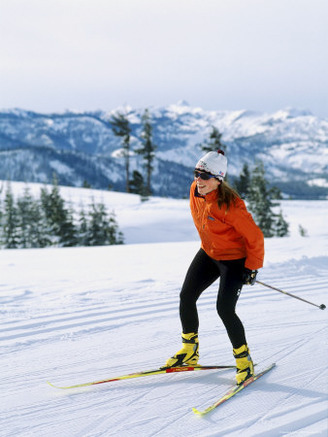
left=1, top=184, right=327, bottom=437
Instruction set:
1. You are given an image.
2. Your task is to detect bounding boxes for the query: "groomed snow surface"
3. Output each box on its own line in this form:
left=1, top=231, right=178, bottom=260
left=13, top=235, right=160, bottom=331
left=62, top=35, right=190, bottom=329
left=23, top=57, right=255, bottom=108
left=1, top=183, right=328, bottom=437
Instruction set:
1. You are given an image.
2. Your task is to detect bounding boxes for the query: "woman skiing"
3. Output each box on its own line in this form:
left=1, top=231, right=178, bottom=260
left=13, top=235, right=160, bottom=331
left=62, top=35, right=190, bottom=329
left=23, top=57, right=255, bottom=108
left=164, top=150, right=264, bottom=384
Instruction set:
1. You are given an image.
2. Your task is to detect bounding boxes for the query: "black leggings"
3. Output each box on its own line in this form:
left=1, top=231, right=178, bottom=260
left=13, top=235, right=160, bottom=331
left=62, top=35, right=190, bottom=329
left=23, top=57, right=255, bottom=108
left=179, top=249, right=246, bottom=349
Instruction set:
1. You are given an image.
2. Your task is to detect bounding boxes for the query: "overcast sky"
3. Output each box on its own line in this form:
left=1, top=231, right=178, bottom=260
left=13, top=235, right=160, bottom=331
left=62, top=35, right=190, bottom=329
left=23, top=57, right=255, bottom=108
left=1, top=0, right=327, bottom=117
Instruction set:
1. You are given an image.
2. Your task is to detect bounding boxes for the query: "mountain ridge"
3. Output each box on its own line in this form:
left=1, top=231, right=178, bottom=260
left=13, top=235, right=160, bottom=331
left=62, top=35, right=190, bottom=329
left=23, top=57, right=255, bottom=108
left=1, top=103, right=327, bottom=198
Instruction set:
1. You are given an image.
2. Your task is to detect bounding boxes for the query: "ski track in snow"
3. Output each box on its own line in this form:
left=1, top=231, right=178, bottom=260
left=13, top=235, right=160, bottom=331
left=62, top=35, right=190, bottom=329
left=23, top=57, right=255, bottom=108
left=0, top=191, right=327, bottom=436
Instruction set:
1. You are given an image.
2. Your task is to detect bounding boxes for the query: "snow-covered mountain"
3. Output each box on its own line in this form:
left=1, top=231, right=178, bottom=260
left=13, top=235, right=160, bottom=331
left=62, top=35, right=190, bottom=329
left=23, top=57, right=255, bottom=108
left=1, top=102, right=328, bottom=198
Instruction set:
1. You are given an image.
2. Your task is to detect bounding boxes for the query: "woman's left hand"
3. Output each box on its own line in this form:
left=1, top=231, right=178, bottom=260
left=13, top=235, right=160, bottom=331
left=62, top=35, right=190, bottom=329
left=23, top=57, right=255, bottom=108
left=242, top=268, right=258, bottom=285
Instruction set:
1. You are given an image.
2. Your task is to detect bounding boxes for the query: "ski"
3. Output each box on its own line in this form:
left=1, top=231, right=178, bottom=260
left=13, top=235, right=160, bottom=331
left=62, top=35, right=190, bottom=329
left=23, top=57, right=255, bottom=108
left=48, top=364, right=235, bottom=390
left=192, top=362, right=276, bottom=416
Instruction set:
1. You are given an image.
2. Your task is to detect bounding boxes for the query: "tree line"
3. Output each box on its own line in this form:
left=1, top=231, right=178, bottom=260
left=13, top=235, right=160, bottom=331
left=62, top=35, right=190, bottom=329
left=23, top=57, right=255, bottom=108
left=0, top=179, right=124, bottom=249
left=0, top=113, right=290, bottom=249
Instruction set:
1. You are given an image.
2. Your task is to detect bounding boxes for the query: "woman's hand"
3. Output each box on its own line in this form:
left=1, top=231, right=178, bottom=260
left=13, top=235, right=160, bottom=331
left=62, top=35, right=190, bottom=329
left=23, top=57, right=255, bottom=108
left=242, top=268, right=258, bottom=285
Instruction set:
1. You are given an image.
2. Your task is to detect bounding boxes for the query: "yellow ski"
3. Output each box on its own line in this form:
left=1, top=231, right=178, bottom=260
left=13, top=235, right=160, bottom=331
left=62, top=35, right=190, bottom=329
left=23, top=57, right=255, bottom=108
left=193, top=363, right=276, bottom=416
left=48, top=365, right=234, bottom=390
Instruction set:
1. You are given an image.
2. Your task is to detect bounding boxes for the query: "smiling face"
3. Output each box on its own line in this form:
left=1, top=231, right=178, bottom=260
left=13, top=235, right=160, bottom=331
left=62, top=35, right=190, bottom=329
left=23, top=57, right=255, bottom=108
left=194, top=170, right=221, bottom=195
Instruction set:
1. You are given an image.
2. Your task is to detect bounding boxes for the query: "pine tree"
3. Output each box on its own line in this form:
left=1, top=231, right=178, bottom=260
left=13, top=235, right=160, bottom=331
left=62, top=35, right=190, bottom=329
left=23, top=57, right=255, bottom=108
left=135, top=108, right=156, bottom=196
left=234, top=163, right=250, bottom=198
left=86, top=202, right=107, bottom=246
left=29, top=198, right=50, bottom=247
left=110, top=112, right=132, bottom=193
left=274, top=210, right=289, bottom=237
left=201, top=126, right=226, bottom=153
left=0, top=187, right=3, bottom=247
left=17, top=188, right=50, bottom=248
left=86, top=200, right=123, bottom=246
left=60, top=203, right=78, bottom=247
left=246, top=161, right=276, bottom=238
left=246, top=161, right=289, bottom=238
left=78, top=207, right=89, bottom=246
left=270, top=186, right=283, bottom=200
left=16, top=187, right=32, bottom=248
left=3, top=184, right=19, bottom=248
left=40, top=186, right=56, bottom=245
left=298, top=224, right=308, bottom=237
left=40, top=176, right=77, bottom=247
left=129, top=170, right=147, bottom=198
left=107, top=211, right=124, bottom=245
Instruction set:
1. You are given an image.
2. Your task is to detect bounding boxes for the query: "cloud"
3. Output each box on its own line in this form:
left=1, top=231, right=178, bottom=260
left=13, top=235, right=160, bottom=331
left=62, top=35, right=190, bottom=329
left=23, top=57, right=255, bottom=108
left=0, top=0, right=327, bottom=116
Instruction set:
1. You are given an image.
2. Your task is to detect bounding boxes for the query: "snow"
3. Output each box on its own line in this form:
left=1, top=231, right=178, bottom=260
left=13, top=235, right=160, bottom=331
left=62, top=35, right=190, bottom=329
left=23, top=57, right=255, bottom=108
left=50, top=160, right=75, bottom=177
left=308, top=179, right=328, bottom=188
left=1, top=182, right=328, bottom=437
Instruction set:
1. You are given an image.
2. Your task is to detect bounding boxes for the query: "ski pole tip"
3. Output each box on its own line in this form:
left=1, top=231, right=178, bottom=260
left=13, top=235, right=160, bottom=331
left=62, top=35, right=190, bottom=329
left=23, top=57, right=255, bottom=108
left=319, top=304, right=326, bottom=310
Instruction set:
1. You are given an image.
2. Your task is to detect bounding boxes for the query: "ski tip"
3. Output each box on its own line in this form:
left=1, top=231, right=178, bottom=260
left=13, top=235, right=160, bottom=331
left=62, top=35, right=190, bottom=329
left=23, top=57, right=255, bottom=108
left=47, top=380, right=69, bottom=389
left=192, top=407, right=204, bottom=416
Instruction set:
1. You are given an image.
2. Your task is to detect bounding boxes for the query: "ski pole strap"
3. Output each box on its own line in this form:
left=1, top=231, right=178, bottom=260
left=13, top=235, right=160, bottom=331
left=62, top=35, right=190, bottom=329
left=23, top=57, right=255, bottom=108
left=256, top=280, right=326, bottom=310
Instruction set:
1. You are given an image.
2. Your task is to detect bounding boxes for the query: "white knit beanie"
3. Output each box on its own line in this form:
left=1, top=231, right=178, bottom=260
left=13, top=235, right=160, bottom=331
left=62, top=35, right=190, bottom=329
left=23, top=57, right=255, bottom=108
left=195, top=149, right=227, bottom=180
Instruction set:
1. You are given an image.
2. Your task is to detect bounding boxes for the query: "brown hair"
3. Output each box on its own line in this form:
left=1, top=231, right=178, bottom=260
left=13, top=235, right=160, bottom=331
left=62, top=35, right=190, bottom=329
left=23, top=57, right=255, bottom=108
left=217, top=180, right=240, bottom=210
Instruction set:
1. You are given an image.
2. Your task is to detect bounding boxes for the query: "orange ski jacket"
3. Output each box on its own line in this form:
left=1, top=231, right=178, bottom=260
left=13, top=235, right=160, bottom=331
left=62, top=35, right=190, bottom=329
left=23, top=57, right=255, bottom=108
left=190, top=181, right=264, bottom=270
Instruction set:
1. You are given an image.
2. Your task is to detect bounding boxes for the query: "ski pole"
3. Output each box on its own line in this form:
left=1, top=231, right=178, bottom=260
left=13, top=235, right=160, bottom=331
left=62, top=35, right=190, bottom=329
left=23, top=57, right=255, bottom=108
left=256, top=280, right=326, bottom=310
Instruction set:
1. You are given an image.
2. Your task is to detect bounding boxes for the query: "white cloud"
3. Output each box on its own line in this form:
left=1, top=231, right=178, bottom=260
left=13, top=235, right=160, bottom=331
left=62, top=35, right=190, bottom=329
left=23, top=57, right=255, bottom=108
left=0, top=0, right=327, bottom=116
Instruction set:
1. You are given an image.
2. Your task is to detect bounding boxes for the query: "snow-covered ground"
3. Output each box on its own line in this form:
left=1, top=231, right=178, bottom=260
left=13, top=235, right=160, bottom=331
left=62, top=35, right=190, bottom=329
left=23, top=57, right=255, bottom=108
left=1, top=183, right=328, bottom=436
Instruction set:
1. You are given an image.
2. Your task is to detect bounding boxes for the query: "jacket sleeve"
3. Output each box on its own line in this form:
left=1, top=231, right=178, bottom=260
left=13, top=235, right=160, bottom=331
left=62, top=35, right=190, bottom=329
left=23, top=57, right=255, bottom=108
left=226, top=200, right=265, bottom=270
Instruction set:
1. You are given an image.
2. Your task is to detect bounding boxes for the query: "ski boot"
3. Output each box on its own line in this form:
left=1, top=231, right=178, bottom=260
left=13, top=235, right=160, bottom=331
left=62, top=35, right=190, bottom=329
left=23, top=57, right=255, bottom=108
left=233, top=344, right=254, bottom=384
left=164, top=332, right=199, bottom=368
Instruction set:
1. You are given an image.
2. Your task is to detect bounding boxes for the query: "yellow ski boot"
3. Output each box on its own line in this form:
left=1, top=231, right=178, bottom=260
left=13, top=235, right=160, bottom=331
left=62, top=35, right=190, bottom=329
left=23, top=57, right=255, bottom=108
left=164, top=332, right=199, bottom=367
left=233, top=344, right=254, bottom=384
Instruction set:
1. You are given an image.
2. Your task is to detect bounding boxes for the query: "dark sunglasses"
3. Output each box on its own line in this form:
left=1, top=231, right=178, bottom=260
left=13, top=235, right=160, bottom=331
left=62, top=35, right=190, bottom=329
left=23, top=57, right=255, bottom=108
left=194, top=170, right=216, bottom=180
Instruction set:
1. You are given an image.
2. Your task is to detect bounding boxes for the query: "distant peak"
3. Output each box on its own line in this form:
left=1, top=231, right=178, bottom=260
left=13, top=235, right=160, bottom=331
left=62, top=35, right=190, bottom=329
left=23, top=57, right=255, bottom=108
left=275, top=107, right=313, bottom=118
left=176, top=100, right=190, bottom=107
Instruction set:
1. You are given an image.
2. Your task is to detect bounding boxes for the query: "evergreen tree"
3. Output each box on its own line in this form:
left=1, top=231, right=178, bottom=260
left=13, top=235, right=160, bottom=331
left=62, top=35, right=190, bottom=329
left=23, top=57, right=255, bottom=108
left=129, top=170, right=147, bottom=198
left=86, top=200, right=123, bottom=246
left=110, top=112, right=132, bottom=193
left=40, top=176, right=77, bottom=247
left=201, top=126, right=226, bottom=153
left=246, top=161, right=276, bottom=238
left=0, top=189, right=3, bottom=246
left=274, top=210, right=289, bottom=237
left=83, top=180, right=91, bottom=189
left=234, top=163, right=250, bottom=198
left=16, top=186, right=50, bottom=248
left=28, top=198, right=50, bottom=247
left=3, top=184, right=19, bottom=248
left=135, top=108, right=156, bottom=195
left=107, top=211, right=124, bottom=245
left=86, top=202, right=107, bottom=246
left=77, top=207, right=89, bottom=246
left=16, top=187, right=32, bottom=248
left=246, top=161, right=289, bottom=238
left=40, top=186, right=56, bottom=245
left=60, top=203, right=78, bottom=247
left=270, top=186, right=283, bottom=200
left=0, top=181, right=125, bottom=250
left=298, top=224, right=308, bottom=237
